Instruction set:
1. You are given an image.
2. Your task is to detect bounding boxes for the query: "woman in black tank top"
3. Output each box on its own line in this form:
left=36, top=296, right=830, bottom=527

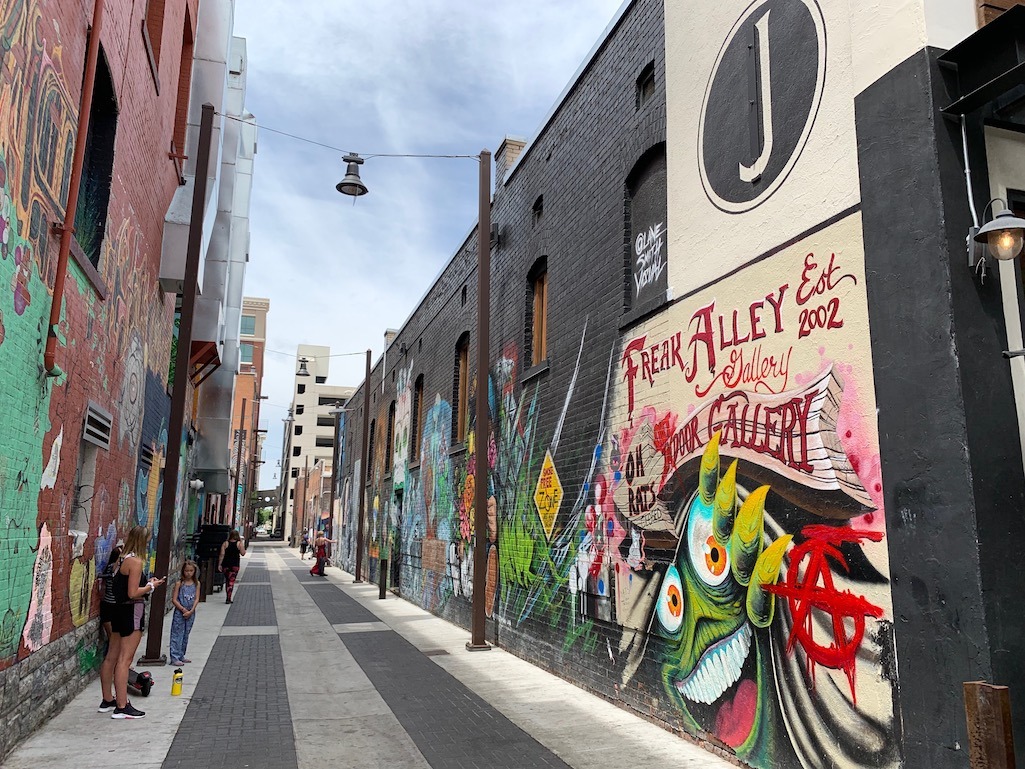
left=109, top=526, right=165, bottom=719
left=218, top=530, right=246, bottom=604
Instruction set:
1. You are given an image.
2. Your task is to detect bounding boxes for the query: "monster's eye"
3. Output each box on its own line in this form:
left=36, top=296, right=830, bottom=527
left=704, top=536, right=728, bottom=576
left=688, top=505, right=730, bottom=586
left=656, top=565, right=684, bottom=633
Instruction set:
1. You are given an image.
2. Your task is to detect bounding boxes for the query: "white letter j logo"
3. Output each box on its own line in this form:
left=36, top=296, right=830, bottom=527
left=740, top=10, right=772, bottom=184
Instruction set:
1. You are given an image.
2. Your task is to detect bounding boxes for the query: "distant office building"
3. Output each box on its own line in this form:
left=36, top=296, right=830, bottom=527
left=281, top=344, right=354, bottom=543
left=226, top=297, right=269, bottom=526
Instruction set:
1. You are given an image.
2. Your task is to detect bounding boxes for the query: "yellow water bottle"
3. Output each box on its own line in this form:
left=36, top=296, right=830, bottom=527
left=171, top=668, right=183, bottom=696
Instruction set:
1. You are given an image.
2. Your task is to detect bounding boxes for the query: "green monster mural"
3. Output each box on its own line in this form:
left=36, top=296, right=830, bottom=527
left=654, top=433, right=790, bottom=754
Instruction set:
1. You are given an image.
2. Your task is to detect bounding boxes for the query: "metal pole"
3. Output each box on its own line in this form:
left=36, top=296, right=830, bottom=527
left=141, top=103, right=216, bottom=664
left=467, top=150, right=492, bottom=651
left=43, top=0, right=104, bottom=376
left=231, top=398, right=246, bottom=531
left=280, top=410, right=293, bottom=542
left=355, top=349, right=371, bottom=583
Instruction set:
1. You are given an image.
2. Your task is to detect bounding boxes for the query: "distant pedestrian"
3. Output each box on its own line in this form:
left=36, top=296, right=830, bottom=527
left=111, top=526, right=165, bottom=719
left=299, top=531, right=310, bottom=560
left=95, top=543, right=122, bottom=713
left=310, top=531, right=335, bottom=577
left=218, top=530, right=246, bottom=604
left=169, top=560, right=200, bottom=666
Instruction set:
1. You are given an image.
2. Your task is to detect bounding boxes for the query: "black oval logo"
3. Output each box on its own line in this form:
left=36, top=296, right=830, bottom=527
left=698, top=0, right=826, bottom=213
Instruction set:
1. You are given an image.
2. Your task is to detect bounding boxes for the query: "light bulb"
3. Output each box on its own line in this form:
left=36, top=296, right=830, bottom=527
left=988, top=228, right=1025, bottom=261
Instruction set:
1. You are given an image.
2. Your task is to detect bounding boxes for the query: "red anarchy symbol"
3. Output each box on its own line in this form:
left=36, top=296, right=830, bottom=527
left=766, top=525, right=884, bottom=702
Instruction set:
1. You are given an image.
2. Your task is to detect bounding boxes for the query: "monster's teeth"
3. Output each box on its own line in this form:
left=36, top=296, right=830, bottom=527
left=695, top=671, right=711, bottom=704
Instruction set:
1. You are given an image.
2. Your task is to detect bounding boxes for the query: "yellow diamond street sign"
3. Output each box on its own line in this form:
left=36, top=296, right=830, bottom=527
left=533, top=449, right=563, bottom=541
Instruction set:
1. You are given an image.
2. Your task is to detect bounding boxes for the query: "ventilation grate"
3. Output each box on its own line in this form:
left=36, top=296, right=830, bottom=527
left=83, top=401, right=113, bottom=450
left=139, top=444, right=154, bottom=470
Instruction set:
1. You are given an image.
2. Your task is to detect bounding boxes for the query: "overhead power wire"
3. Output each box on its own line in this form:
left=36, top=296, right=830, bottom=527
left=214, top=111, right=478, bottom=160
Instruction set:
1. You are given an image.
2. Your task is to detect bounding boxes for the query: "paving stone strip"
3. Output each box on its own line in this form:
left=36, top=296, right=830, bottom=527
left=160, top=634, right=298, bottom=769
left=223, top=583, right=277, bottom=626
left=282, top=557, right=571, bottom=769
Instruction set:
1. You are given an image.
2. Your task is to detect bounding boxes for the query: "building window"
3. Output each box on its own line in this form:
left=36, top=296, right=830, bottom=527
left=636, top=61, right=655, bottom=110
left=295, top=404, right=305, bottom=415
left=410, top=375, right=424, bottom=461
left=240, top=342, right=254, bottom=364
left=318, top=396, right=340, bottom=406
left=625, top=144, right=668, bottom=313
left=171, top=10, right=193, bottom=166
left=461, top=285, right=467, bottom=307
left=289, top=488, right=295, bottom=500
left=527, top=258, right=548, bottom=366
left=240, top=314, right=256, bottom=336
left=297, top=384, right=306, bottom=395
left=367, top=420, right=376, bottom=478
left=292, top=446, right=301, bottom=457
left=74, top=46, right=118, bottom=268
left=532, top=195, right=544, bottom=227
left=453, top=333, right=470, bottom=443
left=316, top=416, right=334, bottom=428
left=385, top=401, right=396, bottom=474
left=290, top=467, right=299, bottom=479
left=315, top=376, right=327, bottom=384
left=315, top=436, right=333, bottom=448
left=294, top=425, right=303, bottom=436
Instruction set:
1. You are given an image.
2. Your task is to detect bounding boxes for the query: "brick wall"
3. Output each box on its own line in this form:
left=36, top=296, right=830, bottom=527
left=335, top=0, right=681, bottom=749
left=0, top=0, right=199, bottom=757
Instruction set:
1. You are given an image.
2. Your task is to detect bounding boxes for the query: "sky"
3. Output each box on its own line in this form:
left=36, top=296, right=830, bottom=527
left=232, top=1, right=627, bottom=488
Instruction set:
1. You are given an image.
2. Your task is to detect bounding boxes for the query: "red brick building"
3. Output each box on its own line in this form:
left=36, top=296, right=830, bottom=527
left=0, top=0, right=253, bottom=756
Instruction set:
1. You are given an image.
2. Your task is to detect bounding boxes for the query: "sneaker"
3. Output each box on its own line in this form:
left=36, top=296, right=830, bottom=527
left=225, top=599, right=233, bottom=604
left=111, top=703, right=146, bottom=719
left=97, top=698, right=116, bottom=713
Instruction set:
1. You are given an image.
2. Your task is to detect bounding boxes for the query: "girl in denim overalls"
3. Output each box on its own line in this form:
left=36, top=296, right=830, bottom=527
left=169, top=560, right=199, bottom=666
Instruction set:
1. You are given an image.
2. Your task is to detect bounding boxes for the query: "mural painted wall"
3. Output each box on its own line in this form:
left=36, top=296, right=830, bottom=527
left=334, top=1, right=909, bottom=766
left=607, top=214, right=896, bottom=767
left=0, top=0, right=189, bottom=677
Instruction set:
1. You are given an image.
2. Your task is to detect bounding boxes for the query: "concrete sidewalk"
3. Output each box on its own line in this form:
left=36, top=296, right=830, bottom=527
left=4, top=542, right=736, bottom=769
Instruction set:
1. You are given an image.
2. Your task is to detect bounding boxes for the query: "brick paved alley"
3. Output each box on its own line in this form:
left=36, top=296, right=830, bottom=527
left=3, top=542, right=735, bottom=769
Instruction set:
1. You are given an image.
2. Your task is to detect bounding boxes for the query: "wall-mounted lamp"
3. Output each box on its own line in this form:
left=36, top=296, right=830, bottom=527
left=189, top=478, right=205, bottom=491
left=973, top=202, right=1025, bottom=262
left=296, top=357, right=311, bottom=377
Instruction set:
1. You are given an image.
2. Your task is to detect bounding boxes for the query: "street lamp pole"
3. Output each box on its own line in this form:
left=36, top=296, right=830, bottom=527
left=467, top=149, right=492, bottom=651
left=141, top=102, right=216, bottom=665
left=335, top=149, right=492, bottom=648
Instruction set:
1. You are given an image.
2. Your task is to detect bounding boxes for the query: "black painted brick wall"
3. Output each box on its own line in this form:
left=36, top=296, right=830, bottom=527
left=336, top=0, right=678, bottom=744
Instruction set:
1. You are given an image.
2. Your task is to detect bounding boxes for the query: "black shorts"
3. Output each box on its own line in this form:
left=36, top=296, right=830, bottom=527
left=99, top=601, right=118, bottom=625
left=112, top=602, right=146, bottom=637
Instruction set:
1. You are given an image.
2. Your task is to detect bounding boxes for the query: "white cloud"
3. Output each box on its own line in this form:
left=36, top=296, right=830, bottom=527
left=232, top=0, right=626, bottom=487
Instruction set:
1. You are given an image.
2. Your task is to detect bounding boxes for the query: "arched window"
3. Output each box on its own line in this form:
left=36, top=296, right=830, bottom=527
left=74, top=46, right=118, bottom=267
left=410, top=375, right=424, bottom=461
left=366, top=420, right=376, bottom=479
left=526, top=257, right=548, bottom=366
left=453, top=333, right=470, bottom=443
left=625, top=143, right=668, bottom=314
left=385, top=401, right=396, bottom=474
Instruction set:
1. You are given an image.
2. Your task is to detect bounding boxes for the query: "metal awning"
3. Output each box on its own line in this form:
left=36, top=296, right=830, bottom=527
left=939, top=6, right=1025, bottom=116
left=189, top=340, right=220, bottom=386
